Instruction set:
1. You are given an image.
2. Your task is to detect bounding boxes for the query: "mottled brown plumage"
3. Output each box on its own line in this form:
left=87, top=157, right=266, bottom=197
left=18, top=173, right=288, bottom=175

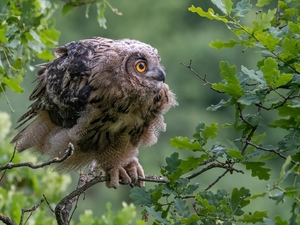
left=11, top=37, right=177, bottom=188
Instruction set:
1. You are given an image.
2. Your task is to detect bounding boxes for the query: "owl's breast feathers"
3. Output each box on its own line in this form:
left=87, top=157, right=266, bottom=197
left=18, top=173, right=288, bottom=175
left=12, top=37, right=177, bottom=155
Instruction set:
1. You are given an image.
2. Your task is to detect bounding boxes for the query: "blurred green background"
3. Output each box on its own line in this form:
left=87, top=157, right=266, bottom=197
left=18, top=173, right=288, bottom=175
left=0, top=0, right=288, bottom=222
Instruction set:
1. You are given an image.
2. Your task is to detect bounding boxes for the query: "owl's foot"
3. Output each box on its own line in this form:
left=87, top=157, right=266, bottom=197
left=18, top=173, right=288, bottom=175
left=106, top=158, right=145, bottom=188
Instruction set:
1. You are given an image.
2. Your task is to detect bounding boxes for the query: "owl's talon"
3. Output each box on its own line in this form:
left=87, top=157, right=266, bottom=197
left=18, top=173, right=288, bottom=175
left=105, top=158, right=145, bottom=188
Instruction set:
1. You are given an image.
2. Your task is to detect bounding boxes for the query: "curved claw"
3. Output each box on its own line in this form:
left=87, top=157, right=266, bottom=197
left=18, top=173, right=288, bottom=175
left=105, top=158, right=145, bottom=188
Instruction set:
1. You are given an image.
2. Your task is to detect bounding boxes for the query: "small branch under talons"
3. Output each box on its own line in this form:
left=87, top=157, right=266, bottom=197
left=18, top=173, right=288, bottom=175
left=140, top=175, right=169, bottom=183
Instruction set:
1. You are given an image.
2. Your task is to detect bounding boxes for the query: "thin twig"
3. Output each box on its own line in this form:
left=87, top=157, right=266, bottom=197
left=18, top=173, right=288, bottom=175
left=20, top=199, right=44, bottom=225
left=181, top=60, right=223, bottom=93
left=246, top=141, right=299, bottom=165
left=0, top=144, right=74, bottom=172
left=0, top=83, right=15, bottom=112
left=0, top=149, right=17, bottom=182
left=205, top=169, right=229, bottom=191
left=43, top=194, right=54, bottom=213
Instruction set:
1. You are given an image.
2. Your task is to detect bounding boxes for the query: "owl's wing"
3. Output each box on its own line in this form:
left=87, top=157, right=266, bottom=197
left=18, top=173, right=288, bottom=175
left=17, top=39, right=101, bottom=129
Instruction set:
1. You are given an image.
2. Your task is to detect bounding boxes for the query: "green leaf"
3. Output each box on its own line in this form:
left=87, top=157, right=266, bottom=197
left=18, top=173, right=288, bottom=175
left=0, top=28, right=8, bottom=43
left=61, top=4, right=75, bottom=15
left=238, top=91, right=262, bottom=106
left=245, top=192, right=267, bottom=200
left=243, top=162, right=271, bottom=180
left=253, top=9, right=276, bottom=30
left=277, top=156, right=298, bottom=184
left=288, top=21, right=300, bottom=34
left=151, top=185, right=163, bottom=203
left=173, top=198, right=188, bottom=217
left=274, top=73, right=293, bottom=88
left=207, top=98, right=233, bottom=111
left=40, top=29, right=60, bottom=44
left=255, top=31, right=280, bottom=52
left=203, top=122, right=218, bottom=141
left=210, top=39, right=238, bottom=49
left=96, top=2, right=107, bottom=29
left=170, top=137, right=201, bottom=151
left=232, top=0, right=252, bottom=18
left=227, top=149, right=243, bottom=160
left=130, top=187, right=153, bottom=207
left=256, top=0, right=272, bottom=7
left=241, top=65, right=265, bottom=84
left=1, top=77, right=24, bottom=93
left=180, top=214, right=200, bottom=224
left=188, top=5, right=228, bottom=23
left=231, top=187, right=251, bottom=216
left=239, top=211, right=268, bottom=223
left=274, top=215, right=288, bottom=225
left=180, top=155, right=209, bottom=173
left=165, top=152, right=182, bottom=174
left=280, top=36, right=300, bottom=61
left=0, top=60, right=4, bottom=74
left=210, top=144, right=227, bottom=157
left=284, top=186, right=300, bottom=198
left=212, top=0, right=232, bottom=15
left=29, top=29, right=42, bottom=43
left=212, top=61, right=244, bottom=98
left=260, top=57, right=280, bottom=87
left=195, top=194, right=216, bottom=213
left=145, top=207, right=172, bottom=225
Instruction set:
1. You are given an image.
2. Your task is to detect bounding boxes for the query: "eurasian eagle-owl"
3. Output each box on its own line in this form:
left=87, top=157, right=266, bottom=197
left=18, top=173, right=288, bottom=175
left=11, top=37, right=177, bottom=188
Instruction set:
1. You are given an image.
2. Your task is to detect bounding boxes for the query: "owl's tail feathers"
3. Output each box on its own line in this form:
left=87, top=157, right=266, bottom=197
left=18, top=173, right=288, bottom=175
left=11, top=112, right=57, bottom=153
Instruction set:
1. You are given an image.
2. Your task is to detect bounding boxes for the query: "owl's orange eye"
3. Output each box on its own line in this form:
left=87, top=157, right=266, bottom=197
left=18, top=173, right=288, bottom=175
left=135, top=61, right=147, bottom=73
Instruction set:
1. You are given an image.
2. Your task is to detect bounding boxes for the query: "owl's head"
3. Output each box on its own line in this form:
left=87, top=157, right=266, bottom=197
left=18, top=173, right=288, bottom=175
left=111, top=39, right=166, bottom=92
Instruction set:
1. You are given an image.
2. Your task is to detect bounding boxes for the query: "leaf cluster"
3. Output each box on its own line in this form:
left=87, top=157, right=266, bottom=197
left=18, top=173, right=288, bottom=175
left=130, top=0, right=300, bottom=224
left=0, top=0, right=60, bottom=93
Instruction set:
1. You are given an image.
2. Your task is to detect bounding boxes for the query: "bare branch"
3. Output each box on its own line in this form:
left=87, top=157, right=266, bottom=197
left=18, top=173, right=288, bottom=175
left=0, top=214, right=16, bottom=225
left=205, top=169, right=229, bottom=191
left=181, top=60, right=223, bottom=93
left=0, top=143, right=74, bottom=172
left=43, top=195, right=54, bottom=213
left=187, top=161, right=244, bottom=181
left=20, top=199, right=44, bottom=225
left=246, top=141, right=299, bottom=165
left=140, top=175, right=169, bottom=183
left=0, top=148, right=17, bottom=182
left=55, top=175, right=108, bottom=225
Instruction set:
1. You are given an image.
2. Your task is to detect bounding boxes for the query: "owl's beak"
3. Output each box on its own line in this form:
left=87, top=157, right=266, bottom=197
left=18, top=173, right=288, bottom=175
left=156, top=69, right=166, bottom=83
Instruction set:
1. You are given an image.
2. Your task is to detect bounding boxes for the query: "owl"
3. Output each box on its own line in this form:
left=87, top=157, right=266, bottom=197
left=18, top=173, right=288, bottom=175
left=11, top=37, right=177, bottom=188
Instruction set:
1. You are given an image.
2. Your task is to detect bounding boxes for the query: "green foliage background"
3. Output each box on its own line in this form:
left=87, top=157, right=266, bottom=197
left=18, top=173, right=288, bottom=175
left=1, top=0, right=299, bottom=224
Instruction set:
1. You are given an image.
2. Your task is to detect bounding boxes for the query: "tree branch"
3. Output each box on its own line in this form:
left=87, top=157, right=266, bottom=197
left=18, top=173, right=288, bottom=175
left=0, top=143, right=74, bottom=172
left=0, top=214, right=16, bottom=225
left=20, top=199, right=44, bottom=225
left=181, top=60, right=223, bottom=93
left=246, top=141, right=298, bottom=165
